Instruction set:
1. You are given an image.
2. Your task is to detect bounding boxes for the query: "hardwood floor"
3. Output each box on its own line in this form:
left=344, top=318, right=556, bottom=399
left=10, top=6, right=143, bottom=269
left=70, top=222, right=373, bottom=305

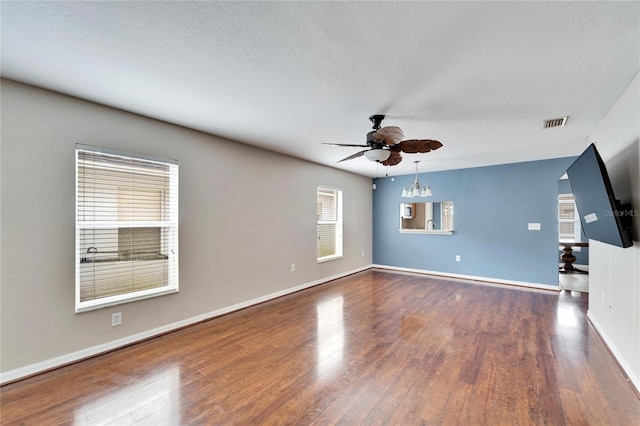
left=559, top=270, right=589, bottom=293
left=2, top=269, right=639, bottom=425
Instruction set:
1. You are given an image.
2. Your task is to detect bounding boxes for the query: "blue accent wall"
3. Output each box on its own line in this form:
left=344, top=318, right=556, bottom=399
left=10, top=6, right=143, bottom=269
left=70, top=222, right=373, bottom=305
left=373, top=157, right=576, bottom=286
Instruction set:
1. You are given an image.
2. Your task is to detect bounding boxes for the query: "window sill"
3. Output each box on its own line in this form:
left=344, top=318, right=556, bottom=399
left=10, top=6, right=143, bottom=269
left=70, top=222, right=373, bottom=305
left=399, top=229, right=454, bottom=235
left=317, top=255, right=343, bottom=264
left=76, top=287, right=178, bottom=313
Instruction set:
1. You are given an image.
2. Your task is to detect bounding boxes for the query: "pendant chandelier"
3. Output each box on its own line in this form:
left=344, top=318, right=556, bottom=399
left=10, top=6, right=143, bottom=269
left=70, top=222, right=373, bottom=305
left=401, top=160, right=432, bottom=198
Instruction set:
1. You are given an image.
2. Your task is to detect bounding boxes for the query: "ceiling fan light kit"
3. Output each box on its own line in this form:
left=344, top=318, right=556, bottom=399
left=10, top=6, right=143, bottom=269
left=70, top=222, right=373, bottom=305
left=322, top=114, right=443, bottom=167
left=364, top=149, right=391, bottom=162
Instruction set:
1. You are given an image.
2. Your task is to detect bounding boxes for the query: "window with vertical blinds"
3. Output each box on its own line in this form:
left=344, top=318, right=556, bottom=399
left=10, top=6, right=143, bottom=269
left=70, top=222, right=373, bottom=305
left=317, top=187, right=343, bottom=262
left=75, top=145, right=179, bottom=312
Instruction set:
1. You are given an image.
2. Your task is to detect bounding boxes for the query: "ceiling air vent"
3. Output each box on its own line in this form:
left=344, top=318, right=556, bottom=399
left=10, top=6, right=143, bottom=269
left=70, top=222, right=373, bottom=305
left=543, top=116, right=569, bottom=129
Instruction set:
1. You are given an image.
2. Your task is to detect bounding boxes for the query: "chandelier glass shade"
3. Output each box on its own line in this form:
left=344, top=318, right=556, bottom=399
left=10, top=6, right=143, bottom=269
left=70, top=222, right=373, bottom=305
left=401, top=161, right=432, bottom=198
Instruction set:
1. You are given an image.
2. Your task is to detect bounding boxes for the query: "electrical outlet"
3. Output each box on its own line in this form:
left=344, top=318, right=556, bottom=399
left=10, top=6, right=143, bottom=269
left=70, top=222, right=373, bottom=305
left=111, top=312, right=122, bottom=327
left=456, top=255, right=461, bottom=262
left=361, top=250, right=365, bottom=257
left=291, top=264, right=295, bottom=272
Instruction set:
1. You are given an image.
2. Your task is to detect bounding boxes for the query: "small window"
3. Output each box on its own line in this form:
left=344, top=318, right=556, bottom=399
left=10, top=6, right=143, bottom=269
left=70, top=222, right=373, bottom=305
left=317, top=187, right=343, bottom=262
left=558, top=194, right=582, bottom=245
left=75, top=145, right=179, bottom=312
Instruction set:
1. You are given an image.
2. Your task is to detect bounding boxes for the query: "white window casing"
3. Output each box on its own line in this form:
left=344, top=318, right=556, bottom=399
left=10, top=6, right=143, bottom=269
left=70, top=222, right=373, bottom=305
left=317, top=186, right=343, bottom=263
left=75, top=145, right=179, bottom=312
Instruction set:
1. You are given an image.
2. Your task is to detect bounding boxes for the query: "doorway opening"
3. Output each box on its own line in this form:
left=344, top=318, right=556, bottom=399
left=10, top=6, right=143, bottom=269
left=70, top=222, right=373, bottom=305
left=557, top=177, right=589, bottom=293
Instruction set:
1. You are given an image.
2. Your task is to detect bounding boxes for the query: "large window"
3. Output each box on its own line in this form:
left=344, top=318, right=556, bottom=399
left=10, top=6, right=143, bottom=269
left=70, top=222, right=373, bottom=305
left=75, top=145, right=179, bottom=312
left=317, top=186, right=343, bottom=262
left=558, top=193, right=582, bottom=242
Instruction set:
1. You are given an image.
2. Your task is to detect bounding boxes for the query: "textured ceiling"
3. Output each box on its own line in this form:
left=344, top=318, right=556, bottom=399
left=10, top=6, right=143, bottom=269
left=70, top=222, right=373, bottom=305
left=2, top=1, right=639, bottom=177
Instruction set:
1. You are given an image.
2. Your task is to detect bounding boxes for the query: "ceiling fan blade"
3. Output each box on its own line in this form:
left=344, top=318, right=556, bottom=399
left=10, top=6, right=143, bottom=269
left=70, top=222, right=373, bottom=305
left=398, top=139, right=419, bottom=153
left=322, top=143, right=369, bottom=148
left=426, top=140, right=443, bottom=150
left=398, top=139, right=443, bottom=153
left=337, top=150, right=367, bottom=163
left=380, top=150, right=402, bottom=166
left=414, top=140, right=434, bottom=153
left=373, top=126, right=404, bottom=146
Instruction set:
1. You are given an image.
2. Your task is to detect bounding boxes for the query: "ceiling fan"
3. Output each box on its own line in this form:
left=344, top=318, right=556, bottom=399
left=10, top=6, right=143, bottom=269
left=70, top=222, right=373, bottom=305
left=323, top=115, right=443, bottom=166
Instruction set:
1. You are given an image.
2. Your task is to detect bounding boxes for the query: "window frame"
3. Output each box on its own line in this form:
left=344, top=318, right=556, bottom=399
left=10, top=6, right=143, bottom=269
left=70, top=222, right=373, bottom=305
left=75, top=144, right=179, bottom=312
left=316, top=186, right=343, bottom=263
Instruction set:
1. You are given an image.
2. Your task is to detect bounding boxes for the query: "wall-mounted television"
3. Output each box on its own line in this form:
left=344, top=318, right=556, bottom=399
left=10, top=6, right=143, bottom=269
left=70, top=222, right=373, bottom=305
left=566, top=143, right=633, bottom=248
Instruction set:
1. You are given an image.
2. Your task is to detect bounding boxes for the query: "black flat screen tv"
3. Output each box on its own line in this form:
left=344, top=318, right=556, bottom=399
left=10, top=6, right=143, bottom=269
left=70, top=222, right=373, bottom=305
left=566, top=143, right=632, bottom=248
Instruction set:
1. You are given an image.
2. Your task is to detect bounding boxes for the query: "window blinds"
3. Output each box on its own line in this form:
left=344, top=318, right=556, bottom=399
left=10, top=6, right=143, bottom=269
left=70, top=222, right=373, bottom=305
left=558, top=194, right=580, bottom=241
left=76, top=146, right=178, bottom=311
left=317, top=187, right=342, bottom=261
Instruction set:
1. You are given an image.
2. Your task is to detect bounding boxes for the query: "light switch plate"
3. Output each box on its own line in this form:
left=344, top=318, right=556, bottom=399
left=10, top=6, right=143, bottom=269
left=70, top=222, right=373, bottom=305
left=528, top=223, right=541, bottom=230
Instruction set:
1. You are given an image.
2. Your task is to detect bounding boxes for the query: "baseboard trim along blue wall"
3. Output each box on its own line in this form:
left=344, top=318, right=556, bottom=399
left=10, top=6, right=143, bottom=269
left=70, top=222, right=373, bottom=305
left=373, top=157, right=577, bottom=287
left=372, top=264, right=561, bottom=292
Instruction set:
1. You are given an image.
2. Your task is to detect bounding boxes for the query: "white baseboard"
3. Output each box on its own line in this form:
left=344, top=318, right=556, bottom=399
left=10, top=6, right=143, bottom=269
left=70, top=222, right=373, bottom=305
left=587, top=311, right=640, bottom=393
left=0, top=265, right=372, bottom=385
left=372, top=264, right=560, bottom=292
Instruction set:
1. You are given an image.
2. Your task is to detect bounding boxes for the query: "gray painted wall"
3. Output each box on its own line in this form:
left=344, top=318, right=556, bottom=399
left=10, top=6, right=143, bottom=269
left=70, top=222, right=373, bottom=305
left=0, top=79, right=373, bottom=377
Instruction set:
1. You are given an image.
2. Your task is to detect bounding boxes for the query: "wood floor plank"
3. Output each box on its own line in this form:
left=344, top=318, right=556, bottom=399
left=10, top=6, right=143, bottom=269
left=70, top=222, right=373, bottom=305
left=1, top=269, right=639, bottom=425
